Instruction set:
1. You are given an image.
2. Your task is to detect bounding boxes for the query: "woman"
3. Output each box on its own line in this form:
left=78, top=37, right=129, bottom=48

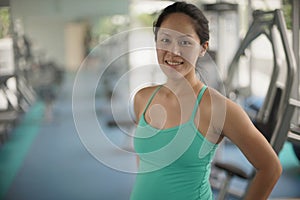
left=130, top=2, right=281, bottom=200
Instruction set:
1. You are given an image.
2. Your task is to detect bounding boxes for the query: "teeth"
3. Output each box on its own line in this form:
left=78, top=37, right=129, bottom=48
left=166, top=60, right=183, bottom=66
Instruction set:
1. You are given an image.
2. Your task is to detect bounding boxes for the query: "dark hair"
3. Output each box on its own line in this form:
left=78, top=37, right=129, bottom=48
left=153, top=1, right=209, bottom=45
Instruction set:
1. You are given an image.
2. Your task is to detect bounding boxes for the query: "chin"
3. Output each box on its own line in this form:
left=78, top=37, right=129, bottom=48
left=160, top=65, right=187, bottom=80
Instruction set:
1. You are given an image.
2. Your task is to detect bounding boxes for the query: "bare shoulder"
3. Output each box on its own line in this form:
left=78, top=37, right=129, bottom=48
left=203, top=87, right=244, bottom=114
left=220, top=91, right=258, bottom=141
left=205, top=88, right=257, bottom=142
left=198, top=87, right=228, bottom=142
left=134, top=85, right=160, bottom=104
left=204, top=87, right=227, bottom=101
left=200, top=87, right=227, bottom=114
left=133, top=85, right=161, bottom=121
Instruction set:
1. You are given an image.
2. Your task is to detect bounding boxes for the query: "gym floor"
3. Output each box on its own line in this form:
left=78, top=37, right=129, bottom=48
left=0, top=72, right=299, bottom=200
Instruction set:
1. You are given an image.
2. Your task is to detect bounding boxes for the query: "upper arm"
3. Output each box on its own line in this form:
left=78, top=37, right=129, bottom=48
left=133, top=89, right=143, bottom=123
left=222, top=100, right=280, bottom=171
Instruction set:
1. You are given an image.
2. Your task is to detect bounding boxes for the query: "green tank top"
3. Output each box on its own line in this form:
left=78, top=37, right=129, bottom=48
left=130, top=85, right=218, bottom=200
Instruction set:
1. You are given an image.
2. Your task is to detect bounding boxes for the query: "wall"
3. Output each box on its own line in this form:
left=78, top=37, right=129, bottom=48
left=10, top=0, right=129, bottom=70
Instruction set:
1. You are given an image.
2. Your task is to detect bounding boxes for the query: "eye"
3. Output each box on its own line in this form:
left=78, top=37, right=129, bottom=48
left=178, top=40, right=192, bottom=46
left=160, top=38, right=170, bottom=43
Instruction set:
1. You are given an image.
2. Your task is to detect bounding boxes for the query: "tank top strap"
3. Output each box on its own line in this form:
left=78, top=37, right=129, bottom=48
left=142, top=85, right=163, bottom=115
left=190, top=85, right=208, bottom=120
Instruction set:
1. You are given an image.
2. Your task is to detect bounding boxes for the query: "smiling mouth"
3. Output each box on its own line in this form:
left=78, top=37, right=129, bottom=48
left=165, top=60, right=184, bottom=67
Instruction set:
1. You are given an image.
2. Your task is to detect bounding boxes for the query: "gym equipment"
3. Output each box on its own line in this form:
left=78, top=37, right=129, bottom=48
left=214, top=9, right=298, bottom=200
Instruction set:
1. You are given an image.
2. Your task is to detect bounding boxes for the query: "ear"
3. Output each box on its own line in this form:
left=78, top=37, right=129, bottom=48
left=199, top=41, right=209, bottom=57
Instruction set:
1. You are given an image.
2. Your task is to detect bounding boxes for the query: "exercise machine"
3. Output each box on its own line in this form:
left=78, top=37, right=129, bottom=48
left=214, top=9, right=299, bottom=200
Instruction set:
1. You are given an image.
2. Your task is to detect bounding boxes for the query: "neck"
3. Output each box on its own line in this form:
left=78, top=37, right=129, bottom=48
left=165, top=73, right=202, bottom=95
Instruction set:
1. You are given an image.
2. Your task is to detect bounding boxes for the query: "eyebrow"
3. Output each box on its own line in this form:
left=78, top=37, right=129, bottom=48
left=159, top=32, right=170, bottom=36
left=178, top=34, right=194, bottom=39
left=159, top=31, right=194, bottom=38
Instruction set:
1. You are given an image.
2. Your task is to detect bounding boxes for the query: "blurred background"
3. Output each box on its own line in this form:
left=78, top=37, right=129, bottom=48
left=0, top=0, right=299, bottom=199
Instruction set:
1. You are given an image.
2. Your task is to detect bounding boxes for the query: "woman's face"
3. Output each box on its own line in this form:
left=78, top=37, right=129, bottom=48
left=156, top=12, right=204, bottom=80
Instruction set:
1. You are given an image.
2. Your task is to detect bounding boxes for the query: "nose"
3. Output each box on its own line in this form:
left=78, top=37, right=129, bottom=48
left=169, top=42, right=181, bottom=56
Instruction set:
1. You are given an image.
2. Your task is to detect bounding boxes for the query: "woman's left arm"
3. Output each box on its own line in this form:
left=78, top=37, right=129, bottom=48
left=222, top=99, right=282, bottom=200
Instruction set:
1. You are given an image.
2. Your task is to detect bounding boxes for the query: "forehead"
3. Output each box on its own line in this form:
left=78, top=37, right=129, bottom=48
left=159, top=12, right=199, bottom=40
